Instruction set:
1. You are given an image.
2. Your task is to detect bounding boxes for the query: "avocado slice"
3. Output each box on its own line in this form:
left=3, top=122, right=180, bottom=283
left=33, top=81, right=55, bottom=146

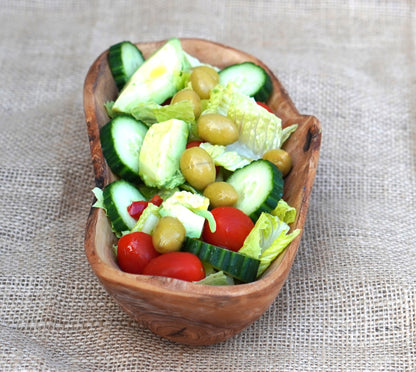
left=112, top=38, right=189, bottom=114
left=138, top=119, right=189, bottom=189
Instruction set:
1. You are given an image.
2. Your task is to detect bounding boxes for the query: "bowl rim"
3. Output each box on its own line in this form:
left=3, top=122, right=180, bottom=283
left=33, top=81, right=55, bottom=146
left=83, top=37, right=321, bottom=300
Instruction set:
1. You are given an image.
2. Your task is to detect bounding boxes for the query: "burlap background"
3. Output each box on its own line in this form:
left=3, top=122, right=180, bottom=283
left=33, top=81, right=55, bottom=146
left=1, top=1, right=415, bottom=371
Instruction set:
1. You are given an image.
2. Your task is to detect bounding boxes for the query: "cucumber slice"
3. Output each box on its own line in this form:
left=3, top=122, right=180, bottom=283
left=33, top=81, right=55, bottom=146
left=182, top=238, right=260, bottom=283
left=100, top=115, right=148, bottom=182
left=226, top=159, right=283, bottom=221
left=103, top=179, right=146, bottom=234
left=219, top=62, right=273, bottom=102
left=108, top=41, right=145, bottom=90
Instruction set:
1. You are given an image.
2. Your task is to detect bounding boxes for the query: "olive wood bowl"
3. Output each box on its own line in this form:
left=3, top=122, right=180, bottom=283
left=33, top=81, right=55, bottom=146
left=83, top=38, right=321, bottom=345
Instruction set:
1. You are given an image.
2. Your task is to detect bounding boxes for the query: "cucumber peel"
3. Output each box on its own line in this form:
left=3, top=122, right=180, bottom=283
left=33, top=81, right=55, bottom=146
left=108, top=41, right=145, bottom=90
left=227, top=159, right=284, bottom=221
left=182, top=238, right=260, bottom=283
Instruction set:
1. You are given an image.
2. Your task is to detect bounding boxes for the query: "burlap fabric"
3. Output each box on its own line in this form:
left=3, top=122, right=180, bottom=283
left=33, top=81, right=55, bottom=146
left=1, top=1, right=415, bottom=371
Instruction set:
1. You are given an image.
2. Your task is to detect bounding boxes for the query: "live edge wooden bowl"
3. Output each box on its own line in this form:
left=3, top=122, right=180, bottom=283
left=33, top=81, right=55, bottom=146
left=83, top=38, right=321, bottom=345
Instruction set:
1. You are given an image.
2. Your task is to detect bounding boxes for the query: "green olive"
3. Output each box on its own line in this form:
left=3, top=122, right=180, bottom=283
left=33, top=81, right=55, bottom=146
left=262, top=149, right=293, bottom=177
left=195, top=65, right=220, bottom=83
left=203, top=182, right=238, bottom=208
left=152, top=216, right=186, bottom=253
left=197, top=113, right=239, bottom=145
left=179, top=147, right=216, bottom=190
left=171, top=89, right=202, bottom=118
left=190, top=66, right=219, bottom=99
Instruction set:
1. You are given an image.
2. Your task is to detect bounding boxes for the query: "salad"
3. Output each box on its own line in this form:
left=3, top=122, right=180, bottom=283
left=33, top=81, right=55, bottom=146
left=92, top=38, right=301, bottom=285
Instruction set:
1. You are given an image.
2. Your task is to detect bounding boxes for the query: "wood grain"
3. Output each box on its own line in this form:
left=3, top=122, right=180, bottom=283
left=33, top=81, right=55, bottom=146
left=83, top=38, right=321, bottom=345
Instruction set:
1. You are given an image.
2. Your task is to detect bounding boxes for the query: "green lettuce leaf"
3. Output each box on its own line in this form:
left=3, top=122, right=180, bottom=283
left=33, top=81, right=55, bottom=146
left=196, top=270, right=235, bottom=286
left=205, top=83, right=298, bottom=155
left=183, top=52, right=220, bottom=71
left=199, top=142, right=252, bottom=171
left=239, top=212, right=301, bottom=277
left=182, top=203, right=216, bottom=233
left=153, top=100, right=195, bottom=123
left=104, top=101, right=116, bottom=119
left=91, top=187, right=128, bottom=238
left=130, top=102, right=160, bottom=125
left=92, top=187, right=105, bottom=210
left=130, top=203, right=161, bottom=234
left=128, top=100, right=196, bottom=128
left=271, top=199, right=297, bottom=224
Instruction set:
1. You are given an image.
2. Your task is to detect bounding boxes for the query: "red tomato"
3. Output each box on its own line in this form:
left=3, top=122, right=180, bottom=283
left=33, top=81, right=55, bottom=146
left=143, top=252, right=205, bottom=282
left=202, top=207, right=254, bottom=252
left=127, top=195, right=163, bottom=219
left=256, top=101, right=273, bottom=113
left=186, top=140, right=203, bottom=149
left=127, top=201, right=148, bottom=220
left=149, top=194, right=163, bottom=207
left=117, top=232, right=160, bottom=274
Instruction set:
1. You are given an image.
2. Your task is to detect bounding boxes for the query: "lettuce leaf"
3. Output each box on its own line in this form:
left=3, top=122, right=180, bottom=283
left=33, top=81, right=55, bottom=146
left=130, top=102, right=160, bottom=125
left=92, top=187, right=105, bottom=210
left=239, top=212, right=301, bottom=277
left=130, top=203, right=161, bottom=235
left=205, top=83, right=298, bottom=155
left=91, top=187, right=128, bottom=238
left=183, top=51, right=220, bottom=71
left=153, top=100, right=195, bottom=123
left=128, top=100, right=196, bottom=127
left=199, top=142, right=252, bottom=171
left=104, top=101, right=116, bottom=119
left=271, top=199, right=297, bottom=224
left=195, top=270, right=235, bottom=286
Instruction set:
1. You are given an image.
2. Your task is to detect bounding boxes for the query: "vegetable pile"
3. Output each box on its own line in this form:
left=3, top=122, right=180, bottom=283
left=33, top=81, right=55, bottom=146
left=92, top=38, right=301, bottom=285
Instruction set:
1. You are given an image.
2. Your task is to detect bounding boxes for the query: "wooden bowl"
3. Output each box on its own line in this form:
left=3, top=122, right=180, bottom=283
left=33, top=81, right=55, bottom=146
left=83, top=38, right=321, bottom=345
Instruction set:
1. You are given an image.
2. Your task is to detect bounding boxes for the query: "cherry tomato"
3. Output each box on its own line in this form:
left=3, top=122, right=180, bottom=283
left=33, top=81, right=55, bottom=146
left=256, top=101, right=273, bottom=113
left=143, top=252, right=205, bottom=282
left=127, top=195, right=163, bottom=220
left=201, top=206, right=254, bottom=252
left=149, top=194, right=163, bottom=207
left=117, top=232, right=160, bottom=274
left=186, top=140, right=203, bottom=149
left=127, top=201, right=148, bottom=220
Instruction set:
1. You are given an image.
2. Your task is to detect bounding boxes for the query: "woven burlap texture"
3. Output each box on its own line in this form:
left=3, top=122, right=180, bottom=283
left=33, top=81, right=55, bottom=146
left=1, top=1, right=415, bottom=371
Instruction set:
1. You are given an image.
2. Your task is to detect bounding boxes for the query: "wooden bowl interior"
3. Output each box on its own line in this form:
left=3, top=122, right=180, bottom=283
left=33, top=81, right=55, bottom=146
left=83, top=38, right=321, bottom=345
